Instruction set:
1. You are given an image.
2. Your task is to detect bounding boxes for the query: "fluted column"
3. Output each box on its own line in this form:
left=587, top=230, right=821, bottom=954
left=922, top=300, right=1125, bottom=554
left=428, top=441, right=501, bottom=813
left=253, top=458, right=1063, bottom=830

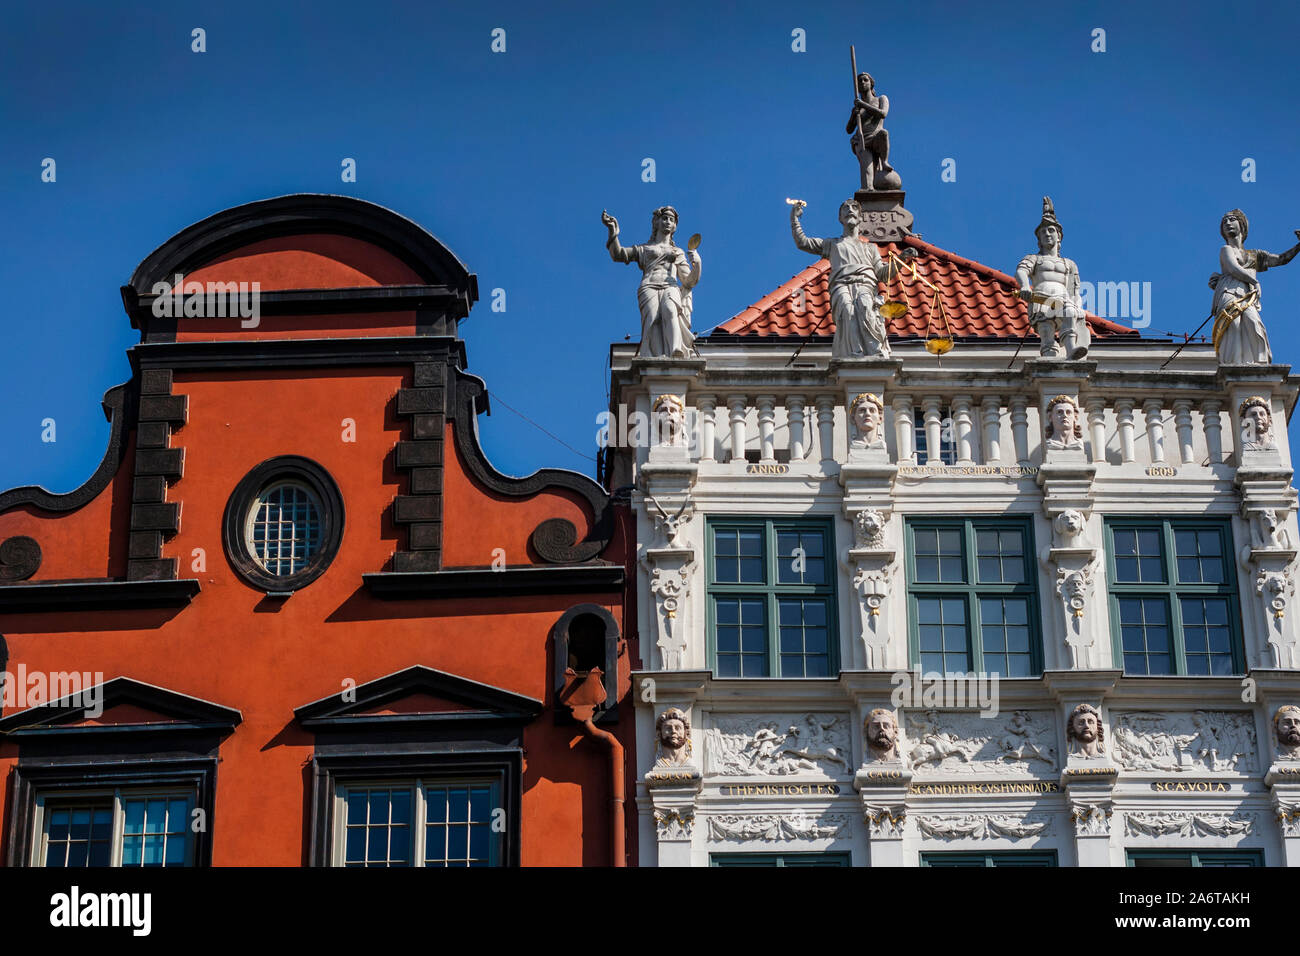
left=727, top=395, right=747, bottom=463
left=817, top=395, right=836, bottom=469
left=1173, top=400, right=1195, bottom=465
left=1086, top=398, right=1106, bottom=465
left=952, top=394, right=974, bottom=464
left=697, top=394, right=717, bottom=463
left=1115, top=399, right=1136, bottom=463
left=923, top=397, right=942, bottom=465
left=787, top=394, right=807, bottom=461
left=1010, top=396, right=1029, bottom=465
left=893, top=396, right=914, bottom=462
left=756, top=395, right=777, bottom=464
left=1202, top=401, right=1223, bottom=463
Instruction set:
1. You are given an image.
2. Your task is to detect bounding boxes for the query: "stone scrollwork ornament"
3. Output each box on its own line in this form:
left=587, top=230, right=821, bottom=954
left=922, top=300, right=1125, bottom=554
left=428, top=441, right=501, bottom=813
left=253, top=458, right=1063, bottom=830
left=1070, top=803, right=1111, bottom=837
left=602, top=206, right=701, bottom=359
left=646, top=559, right=695, bottom=671
left=844, top=509, right=894, bottom=669
left=863, top=804, right=906, bottom=838
left=653, top=807, right=695, bottom=840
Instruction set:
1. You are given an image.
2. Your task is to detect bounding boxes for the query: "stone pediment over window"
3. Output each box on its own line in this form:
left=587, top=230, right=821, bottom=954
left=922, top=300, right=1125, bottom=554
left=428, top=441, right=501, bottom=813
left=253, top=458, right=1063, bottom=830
left=0, top=676, right=242, bottom=737
left=293, top=665, right=542, bottom=731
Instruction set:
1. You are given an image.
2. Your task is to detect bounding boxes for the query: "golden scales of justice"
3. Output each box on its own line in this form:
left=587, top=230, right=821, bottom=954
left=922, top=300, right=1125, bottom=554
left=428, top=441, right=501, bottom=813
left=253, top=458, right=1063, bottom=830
left=881, top=251, right=956, bottom=357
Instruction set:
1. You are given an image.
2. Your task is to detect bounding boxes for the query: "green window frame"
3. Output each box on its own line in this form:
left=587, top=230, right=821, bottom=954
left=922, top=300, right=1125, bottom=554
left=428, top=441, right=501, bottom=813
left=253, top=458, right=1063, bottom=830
left=711, top=852, right=851, bottom=867
left=920, top=850, right=1057, bottom=867
left=905, top=517, right=1041, bottom=676
left=1127, top=849, right=1262, bottom=867
left=706, top=517, right=838, bottom=678
left=1105, top=517, right=1243, bottom=676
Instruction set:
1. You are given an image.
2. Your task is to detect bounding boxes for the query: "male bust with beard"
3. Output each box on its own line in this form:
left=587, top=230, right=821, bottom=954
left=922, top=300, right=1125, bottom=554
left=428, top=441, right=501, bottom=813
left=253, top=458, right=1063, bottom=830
left=865, top=708, right=899, bottom=762
left=1067, top=703, right=1105, bottom=758
left=655, top=707, right=693, bottom=767
left=1275, top=705, right=1300, bottom=760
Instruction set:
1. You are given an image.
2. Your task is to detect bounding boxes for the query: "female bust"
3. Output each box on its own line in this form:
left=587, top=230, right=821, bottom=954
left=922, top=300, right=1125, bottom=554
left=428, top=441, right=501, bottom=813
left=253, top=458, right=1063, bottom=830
left=1210, top=209, right=1300, bottom=364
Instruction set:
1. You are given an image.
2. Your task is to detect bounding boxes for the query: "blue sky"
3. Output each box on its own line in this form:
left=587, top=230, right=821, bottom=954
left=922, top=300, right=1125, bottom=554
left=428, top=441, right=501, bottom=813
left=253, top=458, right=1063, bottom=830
left=2, top=0, right=1299, bottom=491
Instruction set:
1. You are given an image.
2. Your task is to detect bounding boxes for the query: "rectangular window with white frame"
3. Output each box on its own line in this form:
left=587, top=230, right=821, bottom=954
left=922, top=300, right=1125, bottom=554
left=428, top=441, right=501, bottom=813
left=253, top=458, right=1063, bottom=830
left=333, top=778, right=503, bottom=867
left=34, top=789, right=196, bottom=867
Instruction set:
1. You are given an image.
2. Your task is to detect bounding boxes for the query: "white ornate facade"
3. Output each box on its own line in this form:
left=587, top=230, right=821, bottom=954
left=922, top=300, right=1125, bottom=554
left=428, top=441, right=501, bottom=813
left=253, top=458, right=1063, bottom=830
left=615, top=292, right=1300, bottom=866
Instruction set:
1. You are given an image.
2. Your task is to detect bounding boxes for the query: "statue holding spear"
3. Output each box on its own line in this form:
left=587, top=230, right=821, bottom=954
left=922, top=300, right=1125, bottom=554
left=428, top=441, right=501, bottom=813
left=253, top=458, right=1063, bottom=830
left=847, top=46, right=901, bottom=192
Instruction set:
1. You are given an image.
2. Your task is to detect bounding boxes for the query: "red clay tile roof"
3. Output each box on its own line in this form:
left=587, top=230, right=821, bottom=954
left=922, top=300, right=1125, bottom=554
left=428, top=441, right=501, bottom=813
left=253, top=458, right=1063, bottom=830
left=712, top=234, right=1137, bottom=341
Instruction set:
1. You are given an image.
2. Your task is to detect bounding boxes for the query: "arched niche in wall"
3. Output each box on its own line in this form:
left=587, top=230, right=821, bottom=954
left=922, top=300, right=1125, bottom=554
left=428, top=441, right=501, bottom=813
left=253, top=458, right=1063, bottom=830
left=552, top=604, right=620, bottom=725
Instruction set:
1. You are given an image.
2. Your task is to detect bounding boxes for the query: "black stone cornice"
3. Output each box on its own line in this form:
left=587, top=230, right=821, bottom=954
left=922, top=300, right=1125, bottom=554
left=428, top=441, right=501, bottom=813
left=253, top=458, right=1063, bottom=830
left=0, top=578, right=200, bottom=613
left=363, top=564, right=624, bottom=599
left=127, top=335, right=467, bottom=373
left=0, top=383, right=133, bottom=515
left=127, top=194, right=477, bottom=303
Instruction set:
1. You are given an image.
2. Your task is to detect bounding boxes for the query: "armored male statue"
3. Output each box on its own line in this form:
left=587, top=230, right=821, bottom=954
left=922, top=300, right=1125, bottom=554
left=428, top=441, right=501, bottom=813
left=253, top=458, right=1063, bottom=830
left=1016, top=197, right=1088, bottom=360
left=790, top=199, right=891, bottom=358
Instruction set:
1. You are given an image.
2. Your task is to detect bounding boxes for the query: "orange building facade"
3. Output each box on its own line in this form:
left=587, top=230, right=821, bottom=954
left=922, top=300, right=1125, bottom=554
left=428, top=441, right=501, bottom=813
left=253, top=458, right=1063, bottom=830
left=0, top=195, right=636, bottom=867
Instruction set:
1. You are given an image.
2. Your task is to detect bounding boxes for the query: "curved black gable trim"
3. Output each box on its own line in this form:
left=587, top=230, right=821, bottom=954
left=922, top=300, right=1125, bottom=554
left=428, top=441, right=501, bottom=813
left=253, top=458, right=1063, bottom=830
left=223, top=455, right=345, bottom=594
left=448, top=368, right=614, bottom=564
left=0, top=384, right=132, bottom=515
left=127, top=193, right=477, bottom=305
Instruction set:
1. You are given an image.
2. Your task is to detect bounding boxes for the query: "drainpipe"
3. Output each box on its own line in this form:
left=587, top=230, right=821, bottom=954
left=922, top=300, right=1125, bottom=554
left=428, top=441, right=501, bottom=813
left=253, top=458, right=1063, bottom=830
left=560, top=667, right=625, bottom=867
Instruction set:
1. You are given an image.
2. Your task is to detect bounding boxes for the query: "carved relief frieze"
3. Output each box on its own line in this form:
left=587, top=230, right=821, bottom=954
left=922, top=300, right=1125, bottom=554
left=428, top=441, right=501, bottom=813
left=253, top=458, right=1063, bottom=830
left=904, top=709, right=1058, bottom=775
left=706, top=715, right=852, bottom=777
left=1123, top=811, right=1255, bottom=838
left=1111, top=711, right=1257, bottom=774
left=706, top=811, right=849, bottom=842
left=915, top=813, right=1054, bottom=841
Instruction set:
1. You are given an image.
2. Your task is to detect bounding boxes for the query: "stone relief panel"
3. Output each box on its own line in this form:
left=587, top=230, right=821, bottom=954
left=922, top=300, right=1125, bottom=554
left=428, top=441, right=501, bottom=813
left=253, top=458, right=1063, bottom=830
left=904, top=709, right=1058, bottom=775
left=706, top=714, right=853, bottom=777
left=653, top=808, right=695, bottom=840
left=915, top=813, right=1054, bottom=841
left=1111, top=711, right=1257, bottom=774
left=706, top=811, right=850, bottom=842
left=1122, top=811, right=1256, bottom=838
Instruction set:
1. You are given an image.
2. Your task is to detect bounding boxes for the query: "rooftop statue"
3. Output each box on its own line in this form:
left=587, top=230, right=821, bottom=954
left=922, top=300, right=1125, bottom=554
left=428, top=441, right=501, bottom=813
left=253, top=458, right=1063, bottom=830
left=790, top=198, right=893, bottom=358
left=1209, top=209, right=1300, bottom=365
left=1016, top=197, right=1088, bottom=360
left=602, top=206, right=701, bottom=359
left=848, top=71, right=901, bottom=192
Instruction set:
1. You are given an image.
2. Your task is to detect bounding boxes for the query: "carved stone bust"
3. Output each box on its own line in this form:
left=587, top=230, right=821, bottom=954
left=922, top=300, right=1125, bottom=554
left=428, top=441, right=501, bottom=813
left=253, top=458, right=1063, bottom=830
left=1239, top=395, right=1276, bottom=451
left=1053, top=509, right=1086, bottom=546
left=855, top=508, right=887, bottom=549
left=655, top=707, right=693, bottom=766
left=865, top=707, right=899, bottom=762
left=1044, top=394, right=1084, bottom=450
left=653, top=394, right=686, bottom=447
left=1275, top=705, right=1300, bottom=760
left=1067, top=703, right=1105, bottom=758
left=849, top=392, right=886, bottom=450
